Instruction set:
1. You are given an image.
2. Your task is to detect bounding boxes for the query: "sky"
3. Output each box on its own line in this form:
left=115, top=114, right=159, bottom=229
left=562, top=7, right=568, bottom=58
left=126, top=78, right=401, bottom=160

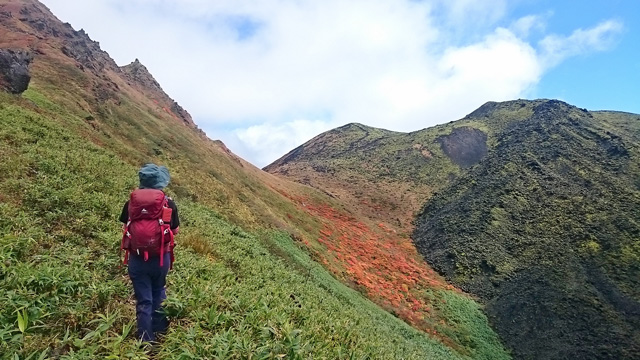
left=40, top=0, right=640, bottom=168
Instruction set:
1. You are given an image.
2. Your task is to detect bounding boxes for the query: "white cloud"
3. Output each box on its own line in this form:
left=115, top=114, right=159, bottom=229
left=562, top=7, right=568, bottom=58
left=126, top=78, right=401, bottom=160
left=436, top=28, right=542, bottom=102
left=436, top=0, right=507, bottom=30
left=40, top=0, right=624, bottom=167
left=539, top=20, right=624, bottom=67
left=224, top=119, right=335, bottom=167
left=509, top=15, right=547, bottom=38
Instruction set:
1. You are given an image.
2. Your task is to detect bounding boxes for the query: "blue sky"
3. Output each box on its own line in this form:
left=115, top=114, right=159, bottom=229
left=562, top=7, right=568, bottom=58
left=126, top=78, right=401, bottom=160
left=519, top=0, right=640, bottom=112
left=40, top=0, right=640, bottom=167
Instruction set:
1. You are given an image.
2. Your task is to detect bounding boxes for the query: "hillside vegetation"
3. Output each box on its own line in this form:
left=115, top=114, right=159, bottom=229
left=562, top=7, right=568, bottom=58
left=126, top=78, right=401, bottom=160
left=413, top=100, right=640, bottom=359
left=0, top=96, right=462, bottom=359
left=266, top=98, right=640, bottom=359
left=0, top=0, right=509, bottom=358
left=264, top=100, right=541, bottom=230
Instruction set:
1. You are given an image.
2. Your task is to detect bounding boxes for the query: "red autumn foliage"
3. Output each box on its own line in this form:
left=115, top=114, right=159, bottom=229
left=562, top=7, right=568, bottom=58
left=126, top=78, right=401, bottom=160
left=277, top=190, right=464, bottom=346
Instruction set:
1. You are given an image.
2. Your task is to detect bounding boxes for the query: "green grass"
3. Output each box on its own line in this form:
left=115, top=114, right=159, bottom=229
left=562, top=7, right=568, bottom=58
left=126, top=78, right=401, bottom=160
left=0, top=85, right=509, bottom=358
left=154, top=208, right=462, bottom=359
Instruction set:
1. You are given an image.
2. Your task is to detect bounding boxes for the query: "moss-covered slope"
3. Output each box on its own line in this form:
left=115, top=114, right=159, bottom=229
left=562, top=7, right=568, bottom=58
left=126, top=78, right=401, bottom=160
left=264, top=100, right=547, bottom=230
left=413, top=100, right=640, bottom=359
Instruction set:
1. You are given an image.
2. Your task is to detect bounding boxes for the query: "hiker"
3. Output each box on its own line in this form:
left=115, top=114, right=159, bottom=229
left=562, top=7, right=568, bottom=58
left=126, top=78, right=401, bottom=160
left=119, top=163, right=180, bottom=342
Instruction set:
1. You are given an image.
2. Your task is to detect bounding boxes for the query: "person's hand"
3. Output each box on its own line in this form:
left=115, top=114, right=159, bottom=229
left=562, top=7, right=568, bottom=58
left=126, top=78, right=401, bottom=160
left=172, top=226, right=180, bottom=235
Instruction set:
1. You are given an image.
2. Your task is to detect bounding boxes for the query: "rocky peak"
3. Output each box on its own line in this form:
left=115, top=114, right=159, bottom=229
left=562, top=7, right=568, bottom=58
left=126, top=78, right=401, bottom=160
left=120, top=58, right=195, bottom=127
left=1, top=0, right=198, bottom=129
left=0, top=0, right=120, bottom=75
left=121, top=58, right=164, bottom=94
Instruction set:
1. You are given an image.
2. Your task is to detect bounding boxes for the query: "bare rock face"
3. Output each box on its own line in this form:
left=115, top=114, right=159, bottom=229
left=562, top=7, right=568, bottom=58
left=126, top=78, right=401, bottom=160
left=0, top=48, right=33, bottom=94
left=59, top=29, right=118, bottom=74
left=436, top=127, right=488, bottom=168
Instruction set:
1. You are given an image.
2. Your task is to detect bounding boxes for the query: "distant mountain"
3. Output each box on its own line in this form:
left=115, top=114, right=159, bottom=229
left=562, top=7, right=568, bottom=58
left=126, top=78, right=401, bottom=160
left=265, top=122, right=434, bottom=229
left=267, top=99, right=640, bottom=359
left=265, top=99, right=544, bottom=230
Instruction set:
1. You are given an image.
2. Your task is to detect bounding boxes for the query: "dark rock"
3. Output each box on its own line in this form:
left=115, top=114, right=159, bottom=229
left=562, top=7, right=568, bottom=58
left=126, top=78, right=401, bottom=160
left=170, top=100, right=194, bottom=126
left=436, top=127, right=488, bottom=168
left=0, top=48, right=33, bottom=94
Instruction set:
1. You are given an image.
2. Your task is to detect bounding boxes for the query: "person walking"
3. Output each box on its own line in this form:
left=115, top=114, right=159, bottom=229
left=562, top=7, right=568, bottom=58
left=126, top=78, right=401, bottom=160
left=119, top=163, right=180, bottom=342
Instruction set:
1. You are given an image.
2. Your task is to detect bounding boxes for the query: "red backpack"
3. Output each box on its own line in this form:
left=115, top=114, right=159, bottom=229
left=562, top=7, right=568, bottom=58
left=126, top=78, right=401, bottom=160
left=121, top=189, right=175, bottom=268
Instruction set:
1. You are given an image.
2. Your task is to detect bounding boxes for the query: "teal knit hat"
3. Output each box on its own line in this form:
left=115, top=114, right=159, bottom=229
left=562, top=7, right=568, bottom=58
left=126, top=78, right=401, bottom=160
left=138, top=163, right=170, bottom=189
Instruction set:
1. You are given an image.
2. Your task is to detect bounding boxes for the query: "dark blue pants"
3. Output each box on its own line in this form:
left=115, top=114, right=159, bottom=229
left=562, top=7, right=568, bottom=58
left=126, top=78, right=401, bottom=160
left=128, top=252, right=171, bottom=342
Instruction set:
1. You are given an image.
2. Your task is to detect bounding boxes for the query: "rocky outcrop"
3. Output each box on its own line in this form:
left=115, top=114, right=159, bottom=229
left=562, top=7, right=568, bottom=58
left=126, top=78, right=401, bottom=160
left=121, top=59, right=195, bottom=127
left=1, top=0, right=198, bottom=129
left=12, top=0, right=119, bottom=75
left=121, top=59, right=163, bottom=95
left=59, top=28, right=119, bottom=74
left=0, top=48, right=32, bottom=93
left=169, top=99, right=194, bottom=127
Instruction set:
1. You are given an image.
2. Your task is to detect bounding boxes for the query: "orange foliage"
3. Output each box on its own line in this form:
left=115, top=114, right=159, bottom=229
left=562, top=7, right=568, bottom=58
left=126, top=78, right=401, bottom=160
left=278, top=190, right=461, bottom=343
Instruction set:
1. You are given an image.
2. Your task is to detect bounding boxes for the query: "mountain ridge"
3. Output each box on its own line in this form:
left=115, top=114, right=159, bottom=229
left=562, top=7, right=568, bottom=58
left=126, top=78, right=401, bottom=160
left=413, top=100, right=640, bottom=359
left=120, top=58, right=195, bottom=128
left=0, top=0, right=197, bottom=131
left=264, top=99, right=547, bottom=229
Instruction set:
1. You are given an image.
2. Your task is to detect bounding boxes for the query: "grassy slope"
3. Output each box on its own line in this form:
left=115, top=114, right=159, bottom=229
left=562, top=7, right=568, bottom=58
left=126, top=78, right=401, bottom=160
left=0, top=86, right=467, bottom=360
left=263, top=120, right=512, bottom=357
left=413, top=101, right=640, bottom=359
left=0, top=1, right=509, bottom=358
